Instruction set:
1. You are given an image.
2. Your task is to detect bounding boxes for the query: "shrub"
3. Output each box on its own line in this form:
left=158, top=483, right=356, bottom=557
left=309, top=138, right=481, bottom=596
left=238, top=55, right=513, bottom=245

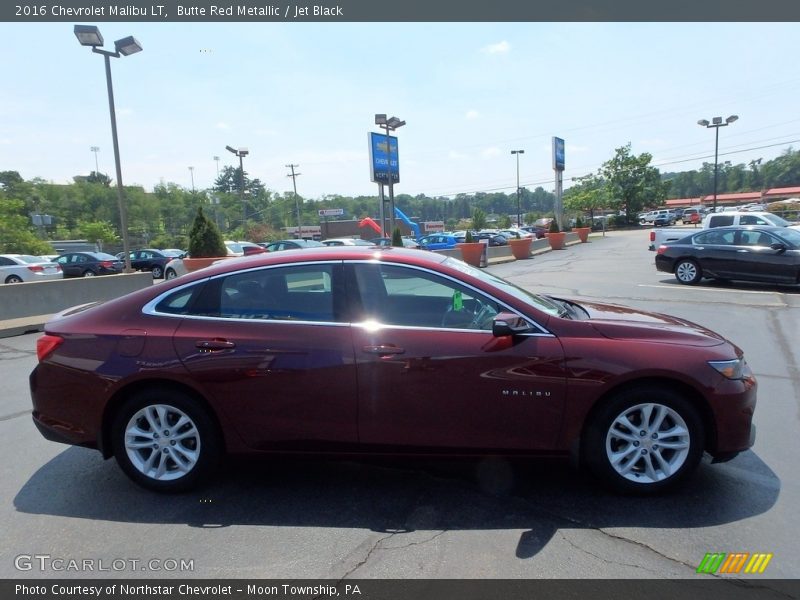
left=549, top=219, right=560, bottom=233
left=391, top=227, right=403, bottom=247
left=465, top=230, right=475, bottom=243
left=575, top=216, right=584, bottom=228
left=188, top=206, right=227, bottom=258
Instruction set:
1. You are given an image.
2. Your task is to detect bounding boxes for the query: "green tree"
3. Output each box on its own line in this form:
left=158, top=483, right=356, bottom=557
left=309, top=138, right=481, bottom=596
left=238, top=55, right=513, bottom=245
left=564, top=173, right=613, bottom=220
left=188, top=206, right=226, bottom=257
left=471, top=207, right=487, bottom=230
left=601, top=144, right=668, bottom=223
left=78, top=221, right=119, bottom=251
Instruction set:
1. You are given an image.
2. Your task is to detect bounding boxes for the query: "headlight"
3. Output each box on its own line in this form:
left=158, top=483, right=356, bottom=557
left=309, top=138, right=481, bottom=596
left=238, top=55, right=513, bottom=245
left=708, top=358, right=748, bottom=380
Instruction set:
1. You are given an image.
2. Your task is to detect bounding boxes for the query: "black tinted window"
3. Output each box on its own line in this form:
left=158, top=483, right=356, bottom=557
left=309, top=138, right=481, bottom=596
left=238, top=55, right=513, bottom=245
left=708, top=215, right=734, bottom=227
left=695, top=230, right=736, bottom=245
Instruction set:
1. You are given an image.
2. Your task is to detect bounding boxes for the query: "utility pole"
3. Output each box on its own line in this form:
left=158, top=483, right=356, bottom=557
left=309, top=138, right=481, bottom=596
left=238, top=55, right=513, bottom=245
left=90, top=146, right=100, bottom=175
left=286, top=164, right=302, bottom=239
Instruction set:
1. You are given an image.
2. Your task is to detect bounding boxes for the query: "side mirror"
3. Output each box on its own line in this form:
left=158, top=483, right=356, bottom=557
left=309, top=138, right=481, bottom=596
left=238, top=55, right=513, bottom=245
left=492, top=312, right=532, bottom=337
left=770, top=242, right=787, bottom=253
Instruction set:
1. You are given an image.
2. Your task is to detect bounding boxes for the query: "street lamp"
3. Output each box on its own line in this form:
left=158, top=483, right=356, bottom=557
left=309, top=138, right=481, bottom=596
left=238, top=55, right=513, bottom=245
left=511, top=150, right=524, bottom=226
left=225, top=145, right=249, bottom=226
left=697, top=115, right=738, bottom=212
left=74, top=25, right=142, bottom=273
left=286, top=164, right=302, bottom=239
left=90, top=146, right=100, bottom=175
left=188, top=166, right=195, bottom=193
left=375, top=113, right=405, bottom=235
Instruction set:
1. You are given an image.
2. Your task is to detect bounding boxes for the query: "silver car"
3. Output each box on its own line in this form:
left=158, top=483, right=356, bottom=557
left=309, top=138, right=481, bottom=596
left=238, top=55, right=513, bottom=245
left=0, top=254, right=63, bottom=283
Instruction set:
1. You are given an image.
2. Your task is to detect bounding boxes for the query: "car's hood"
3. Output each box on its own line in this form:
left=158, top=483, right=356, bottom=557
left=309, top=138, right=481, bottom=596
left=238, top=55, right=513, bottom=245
left=577, top=300, right=727, bottom=347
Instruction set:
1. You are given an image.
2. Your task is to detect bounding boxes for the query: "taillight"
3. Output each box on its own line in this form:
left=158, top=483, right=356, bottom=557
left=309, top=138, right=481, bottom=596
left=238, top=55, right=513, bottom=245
left=656, top=245, right=668, bottom=255
left=100, top=261, right=113, bottom=268
left=649, top=231, right=655, bottom=242
left=27, top=265, right=44, bottom=272
left=36, top=334, right=64, bottom=362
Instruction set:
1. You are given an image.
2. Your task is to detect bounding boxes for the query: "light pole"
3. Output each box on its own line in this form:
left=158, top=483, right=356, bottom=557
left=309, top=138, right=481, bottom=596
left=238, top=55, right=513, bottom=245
left=286, top=164, right=302, bottom=239
left=90, top=146, right=100, bottom=175
left=697, top=115, right=738, bottom=212
left=225, top=145, right=249, bottom=227
left=375, top=114, right=405, bottom=235
left=74, top=25, right=141, bottom=273
left=511, top=150, right=524, bottom=226
left=213, top=155, right=220, bottom=178
left=188, top=166, right=195, bottom=193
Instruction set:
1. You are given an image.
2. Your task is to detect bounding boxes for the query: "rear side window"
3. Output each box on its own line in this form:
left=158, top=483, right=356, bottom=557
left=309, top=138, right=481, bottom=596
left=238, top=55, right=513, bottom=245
left=708, top=215, right=734, bottom=228
left=695, top=230, right=735, bottom=245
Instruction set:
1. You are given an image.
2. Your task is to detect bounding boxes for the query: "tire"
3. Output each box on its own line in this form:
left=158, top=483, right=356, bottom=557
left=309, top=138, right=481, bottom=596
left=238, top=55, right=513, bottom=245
left=674, top=259, right=702, bottom=285
left=151, top=266, right=164, bottom=279
left=82, top=270, right=96, bottom=277
left=165, top=268, right=177, bottom=280
left=583, top=387, right=704, bottom=494
left=5, top=275, right=23, bottom=284
left=111, top=389, right=220, bottom=492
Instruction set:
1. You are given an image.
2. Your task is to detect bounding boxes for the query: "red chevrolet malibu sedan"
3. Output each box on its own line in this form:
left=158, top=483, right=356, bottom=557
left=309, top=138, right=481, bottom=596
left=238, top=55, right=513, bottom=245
left=30, top=247, right=756, bottom=493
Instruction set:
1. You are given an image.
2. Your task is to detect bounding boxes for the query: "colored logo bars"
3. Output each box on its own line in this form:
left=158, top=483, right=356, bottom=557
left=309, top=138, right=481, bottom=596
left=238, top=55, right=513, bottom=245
left=697, top=552, right=773, bottom=574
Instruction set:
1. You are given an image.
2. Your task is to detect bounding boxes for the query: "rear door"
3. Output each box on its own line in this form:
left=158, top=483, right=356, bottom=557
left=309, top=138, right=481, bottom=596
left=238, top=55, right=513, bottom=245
left=168, top=262, right=359, bottom=450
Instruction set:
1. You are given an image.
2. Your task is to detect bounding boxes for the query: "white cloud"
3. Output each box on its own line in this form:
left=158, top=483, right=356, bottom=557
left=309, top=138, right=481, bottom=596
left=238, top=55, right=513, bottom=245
left=117, top=108, right=133, bottom=117
left=0, top=138, right=11, bottom=145
left=215, top=122, right=230, bottom=130
left=465, top=110, right=479, bottom=120
left=482, top=41, right=510, bottom=54
left=449, top=150, right=469, bottom=160
left=482, top=147, right=501, bottom=158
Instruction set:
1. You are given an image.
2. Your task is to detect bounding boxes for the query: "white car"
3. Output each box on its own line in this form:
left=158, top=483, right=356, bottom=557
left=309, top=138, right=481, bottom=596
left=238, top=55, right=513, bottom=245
left=321, top=238, right=374, bottom=246
left=702, top=211, right=800, bottom=231
left=0, top=254, right=63, bottom=283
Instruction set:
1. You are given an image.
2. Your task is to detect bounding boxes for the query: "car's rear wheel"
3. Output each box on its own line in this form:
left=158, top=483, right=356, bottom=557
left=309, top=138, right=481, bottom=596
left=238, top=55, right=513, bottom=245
left=82, top=270, right=96, bottom=277
left=583, top=387, right=704, bottom=494
left=151, top=266, right=164, bottom=279
left=112, top=390, right=220, bottom=492
left=5, top=275, right=23, bottom=283
left=674, top=259, right=702, bottom=285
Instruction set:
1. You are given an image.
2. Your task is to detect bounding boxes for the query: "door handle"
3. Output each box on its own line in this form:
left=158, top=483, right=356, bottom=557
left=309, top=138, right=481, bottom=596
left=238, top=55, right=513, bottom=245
left=363, top=345, right=405, bottom=356
left=196, top=339, right=236, bottom=352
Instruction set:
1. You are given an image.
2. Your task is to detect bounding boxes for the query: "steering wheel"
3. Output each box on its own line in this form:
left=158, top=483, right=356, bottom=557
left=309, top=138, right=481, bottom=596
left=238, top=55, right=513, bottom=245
left=440, top=299, right=495, bottom=330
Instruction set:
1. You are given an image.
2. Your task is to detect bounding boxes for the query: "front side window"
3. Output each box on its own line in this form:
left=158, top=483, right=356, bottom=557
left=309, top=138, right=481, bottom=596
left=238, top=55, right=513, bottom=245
left=352, top=263, right=500, bottom=330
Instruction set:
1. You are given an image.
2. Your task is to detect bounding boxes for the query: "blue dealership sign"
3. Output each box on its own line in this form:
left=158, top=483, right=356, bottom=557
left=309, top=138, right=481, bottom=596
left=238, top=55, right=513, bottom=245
left=369, top=132, right=400, bottom=184
left=553, top=136, right=565, bottom=171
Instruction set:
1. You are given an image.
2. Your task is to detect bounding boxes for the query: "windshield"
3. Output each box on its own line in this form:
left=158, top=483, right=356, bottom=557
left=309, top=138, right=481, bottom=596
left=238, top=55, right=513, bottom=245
left=763, top=213, right=791, bottom=227
left=774, top=228, right=800, bottom=246
left=442, top=257, right=562, bottom=317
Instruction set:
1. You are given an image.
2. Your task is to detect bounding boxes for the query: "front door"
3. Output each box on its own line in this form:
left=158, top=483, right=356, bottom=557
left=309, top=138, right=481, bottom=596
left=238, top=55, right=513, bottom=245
left=346, top=262, right=566, bottom=451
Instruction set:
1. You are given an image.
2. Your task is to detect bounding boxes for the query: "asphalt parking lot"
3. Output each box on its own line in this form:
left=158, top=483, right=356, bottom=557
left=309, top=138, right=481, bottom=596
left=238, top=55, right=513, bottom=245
left=0, top=228, right=797, bottom=581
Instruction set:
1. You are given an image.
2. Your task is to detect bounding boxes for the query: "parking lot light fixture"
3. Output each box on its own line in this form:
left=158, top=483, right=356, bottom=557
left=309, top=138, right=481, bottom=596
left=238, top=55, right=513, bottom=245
left=698, top=115, right=739, bottom=212
left=511, top=150, right=524, bottom=226
left=74, top=25, right=141, bottom=273
left=226, top=146, right=249, bottom=226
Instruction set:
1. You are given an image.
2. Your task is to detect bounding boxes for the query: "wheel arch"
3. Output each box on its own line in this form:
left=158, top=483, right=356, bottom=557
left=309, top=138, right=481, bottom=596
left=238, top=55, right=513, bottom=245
left=100, top=379, right=226, bottom=459
left=577, top=377, right=717, bottom=463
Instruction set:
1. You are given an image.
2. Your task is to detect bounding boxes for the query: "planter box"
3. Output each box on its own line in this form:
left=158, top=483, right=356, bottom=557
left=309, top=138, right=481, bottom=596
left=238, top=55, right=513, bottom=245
left=508, top=237, right=533, bottom=259
left=575, top=227, right=591, bottom=243
left=456, top=242, right=484, bottom=267
left=547, top=232, right=566, bottom=250
left=182, top=257, right=229, bottom=272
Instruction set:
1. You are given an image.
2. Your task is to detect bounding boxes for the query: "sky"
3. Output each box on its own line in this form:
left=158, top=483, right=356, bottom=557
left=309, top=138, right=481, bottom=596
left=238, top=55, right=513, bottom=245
left=1, top=22, right=800, bottom=200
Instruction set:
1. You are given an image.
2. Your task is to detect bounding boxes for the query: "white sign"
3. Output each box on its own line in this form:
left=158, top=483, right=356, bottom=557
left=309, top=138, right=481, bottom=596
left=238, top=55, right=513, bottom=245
left=318, top=209, right=344, bottom=217
left=286, top=226, right=322, bottom=236
left=423, top=221, right=445, bottom=232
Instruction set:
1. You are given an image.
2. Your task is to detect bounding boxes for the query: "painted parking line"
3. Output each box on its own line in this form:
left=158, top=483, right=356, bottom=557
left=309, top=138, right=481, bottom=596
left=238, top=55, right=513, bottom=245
left=638, top=284, right=783, bottom=296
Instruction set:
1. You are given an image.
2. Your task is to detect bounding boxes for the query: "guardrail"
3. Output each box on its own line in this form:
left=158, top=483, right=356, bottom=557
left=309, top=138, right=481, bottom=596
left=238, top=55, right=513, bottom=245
left=0, top=272, right=152, bottom=321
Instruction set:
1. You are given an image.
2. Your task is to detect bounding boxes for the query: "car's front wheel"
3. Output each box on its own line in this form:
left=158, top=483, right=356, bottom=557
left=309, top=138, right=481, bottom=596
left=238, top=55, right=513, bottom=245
left=165, top=268, right=177, bottom=280
left=583, top=387, right=704, bottom=494
left=112, top=390, right=220, bottom=492
left=674, top=259, right=702, bottom=285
